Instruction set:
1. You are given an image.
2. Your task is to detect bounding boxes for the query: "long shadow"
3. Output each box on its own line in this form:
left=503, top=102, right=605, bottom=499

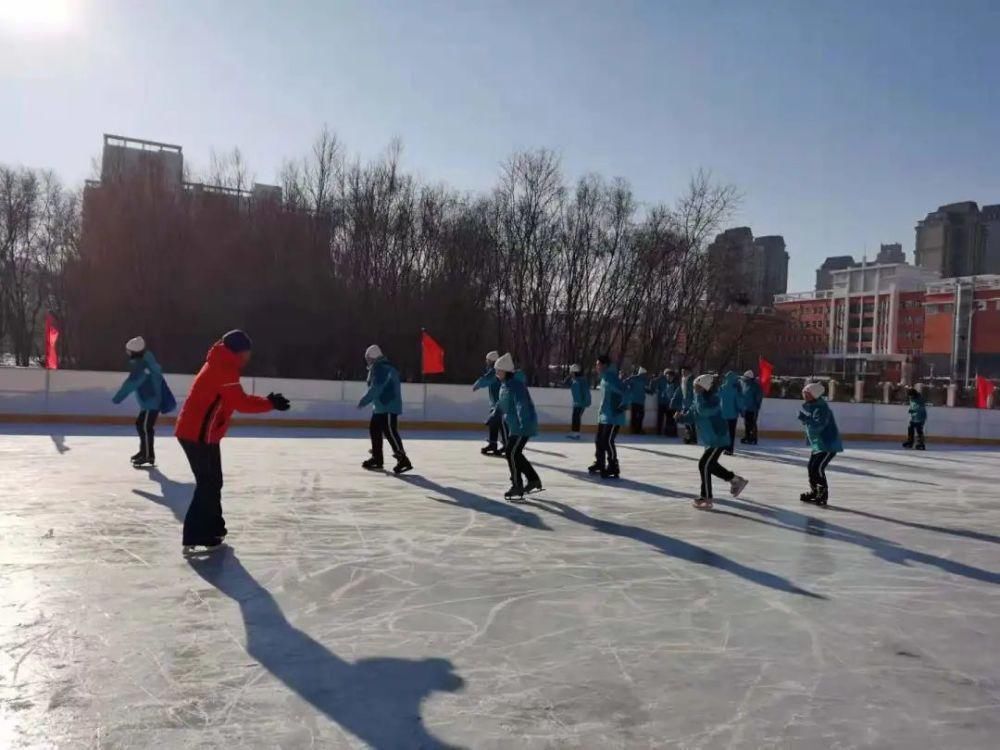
left=519, top=498, right=825, bottom=599
left=132, top=467, right=190, bottom=523
left=188, top=549, right=465, bottom=749
left=526, top=446, right=568, bottom=458
left=617, top=444, right=699, bottom=462
left=533, top=461, right=688, bottom=499
left=711, top=497, right=1000, bottom=585
left=394, top=474, right=552, bottom=531
left=825, top=505, right=1000, bottom=546
left=49, top=434, right=70, bottom=454
left=741, top=451, right=941, bottom=486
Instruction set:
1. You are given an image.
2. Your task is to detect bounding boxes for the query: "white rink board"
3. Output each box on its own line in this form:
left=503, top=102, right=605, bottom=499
left=0, top=427, right=998, bottom=748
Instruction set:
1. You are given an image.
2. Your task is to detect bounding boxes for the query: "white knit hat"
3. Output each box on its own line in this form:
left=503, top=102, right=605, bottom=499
left=364, top=344, right=383, bottom=361
left=693, top=373, right=716, bottom=390
left=569, top=363, right=581, bottom=373
left=663, top=368, right=671, bottom=376
left=485, top=350, right=499, bottom=363
left=637, top=366, right=647, bottom=375
left=125, top=336, right=145, bottom=353
left=744, top=370, right=755, bottom=378
left=802, top=382, right=825, bottom=399
left=493, top=352, right=515, bottom=373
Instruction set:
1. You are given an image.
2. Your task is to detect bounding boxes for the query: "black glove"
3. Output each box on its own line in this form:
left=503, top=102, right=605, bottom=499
left=267, top=392, right=291, bottom=411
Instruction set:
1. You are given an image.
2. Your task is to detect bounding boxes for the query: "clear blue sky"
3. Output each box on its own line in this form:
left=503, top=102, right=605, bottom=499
left=3, top=0, right=998, bottom=290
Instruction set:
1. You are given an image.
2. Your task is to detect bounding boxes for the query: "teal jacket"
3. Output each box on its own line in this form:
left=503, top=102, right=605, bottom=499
left=598, top=366, right=628, bottom=426
left=741, top=377, right=764, bottom=412
left=664, top=379, right=683, bottom=410
left=677, top=390, right=730, bottom=448
left=570, top=375, right=592, bottom=409
left=624, top=372, right=649, bottom=406
left=473, top=367, right=501, bottom=408
left=681, top=375, right=695, bottom=409
left=798, top=398, right=843, bottom=454
left=360, top=357, right=402, bottom=415
left=112, top=351, right=165, bottom=412
left=908, top=395, right=927, bottom=425
left=719, top=371, right=742, bottom=420
left=498, top=371, right=538, bottom=437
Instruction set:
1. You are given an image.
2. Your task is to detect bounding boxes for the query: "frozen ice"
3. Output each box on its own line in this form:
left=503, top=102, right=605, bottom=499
left=1, top=425, right=999, bottom=749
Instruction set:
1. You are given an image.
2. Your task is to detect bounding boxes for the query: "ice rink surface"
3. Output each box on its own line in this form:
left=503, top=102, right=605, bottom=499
left=1, top=425, right=999, bottom=750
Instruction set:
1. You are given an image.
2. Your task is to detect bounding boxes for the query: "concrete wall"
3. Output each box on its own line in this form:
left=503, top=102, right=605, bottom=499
left=2, top=368, right=1000, bottom=443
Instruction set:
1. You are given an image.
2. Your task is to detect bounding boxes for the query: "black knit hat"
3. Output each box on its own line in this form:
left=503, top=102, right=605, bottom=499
left=597, top=354, right=612, bottom=365
left=222, top=329, right=253, bottom=353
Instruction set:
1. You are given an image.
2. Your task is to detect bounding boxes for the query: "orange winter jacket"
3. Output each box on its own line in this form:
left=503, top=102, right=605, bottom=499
left=174, top=343, right=272, bottom=444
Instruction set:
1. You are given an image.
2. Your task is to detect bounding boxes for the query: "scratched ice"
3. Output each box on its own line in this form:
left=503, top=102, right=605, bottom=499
left=1, top=425, right=999, bottom=749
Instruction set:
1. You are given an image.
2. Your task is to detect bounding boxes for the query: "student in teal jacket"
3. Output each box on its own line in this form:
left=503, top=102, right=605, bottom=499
left=590, top=354, right=627, bottom=478
left=359, top=344, right=412, bottom=475
left=473, top=350, right=505, bottom=455
left=111, top=336, right=175, bottom=467
left=798, top=382, right=843, bottom=506
left=719, top=371, right=742, bottom=454
left=566, top=364, right=592, bottom=439
left=902, top=387, right=927, bottom=450
left=676, top=373, right=749, bottom=509
left=493, top=353, right=542, bottom=500
left=624, top=366, right=649, bottom=434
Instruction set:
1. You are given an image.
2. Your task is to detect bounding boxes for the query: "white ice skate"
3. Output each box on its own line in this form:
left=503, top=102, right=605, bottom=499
left=182, top=541, right=226, bottom=557
left=730, top=476, right=749, bottom=497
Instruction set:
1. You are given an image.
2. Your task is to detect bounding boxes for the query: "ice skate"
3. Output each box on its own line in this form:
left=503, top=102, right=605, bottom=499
left=182, top=539, right=226, bottom=557
left=600, top=462, right=621, bottom=479
left=566, top=432, right=581, bottom=440
left=588, top=462, right=604, bottom=475
left=132, top=456, right=155, bottom=468
left=800, top=487, right=818, bottom=503
left=504, top=483, right=525, bottom=501
left=481, top=444, right=502, bottom=456
left=693, top=497, right=713, bottom=510
left=392, top=456, right=414, bottom=475
left=729, top=475, right=748, bottom=497
left=902, top=440, right=913, bottom=449
left=362, top=458, right=384, bottom=471
left=724, top=448, right=734, bottom=456
left=915, top=441, right=926, bottom=451
left=814, top=486, right=829, bottom=506
left=129, top=451, right=144, bottom=463
left=524, top=478, right=544, bottom=495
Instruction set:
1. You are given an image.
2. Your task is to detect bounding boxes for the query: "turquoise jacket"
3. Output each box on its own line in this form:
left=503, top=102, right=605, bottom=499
left=360, top=357, right=403, bottom=415
left=570, top=375, right=592, bottom=409
left=498, top=371, right=538, bottom=437
left=741, top=376, right=764, bottom=412
left=649, top=375, right=666, bottom=404
left=681, top=374, right=695, bottom=409
left=908, top=394, right=927, bottom=424
left=719, top=371, right=742, bottom=420
left=624, top=372, right=649, bottom=406
left=473, top=367, right=501, bottom=408
left=598, top=366, right=628, bottom=426
left=677, top=390, right=731, bottom=449
left=798, top=398, right=843, bottom=454
left=112, top=351, right=165, bottom=412
left=664, top=379, right=683, bottom=410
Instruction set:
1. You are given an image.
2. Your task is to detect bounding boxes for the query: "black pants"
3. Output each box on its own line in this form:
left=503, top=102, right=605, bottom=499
left=907, top=422, right=925, bottom=443
left=506, top=435, right=539, bottom=487
left=487, top=409, right=505, bottom=447
left=571, top=406, right=584, bottom=433
left=135, top=409, right=159, bottom=459
left=727, top=419, right=737, bottom=452
left=808, top=451, right=835, bottom=489
left=657, top=405, right=677, bottom=436
left=370, top=413, right=406, bottom=463
left=179, top=439, right=225, bottom=545
left=699, top=447, right=734, bottom=499
left=743, top=411, right=758, bottom=442
left=630, top=404, right=645, bottom=434
left=595, top=424, right=620, bottom=468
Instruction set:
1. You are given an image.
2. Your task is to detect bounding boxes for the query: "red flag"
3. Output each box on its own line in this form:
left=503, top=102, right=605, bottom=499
left=45, top=313, right=60, bottom=370
left=421, top=330, right=445, bottom=375
left=976, top=375, right=993, bottom=409
left=758, top=356, right=774, bottom=397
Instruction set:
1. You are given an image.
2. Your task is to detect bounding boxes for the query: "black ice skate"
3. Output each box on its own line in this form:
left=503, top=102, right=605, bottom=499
left=800, top=487, right=818, bottom=503
left=524, top=479, right=544, bottom=495
left=600, top=462, right=621, bottom=479
left=362, top=458, right=384, bottom=471
left=393, top=456, right=414, bottom=475
left=130, top=451, right=144, bottom=463
left=814, top=486, right=829, bottom=506
left=481, top=444, right=501, bottom=456
left=915, top=441, right=926, bottom=451
left=902, top=440, right=913, bottom=449
left=132, top=456, right=155, bottom=468
left=588, top=462, right=604, bottom=475
left=504, top=483, right=525, bottom=501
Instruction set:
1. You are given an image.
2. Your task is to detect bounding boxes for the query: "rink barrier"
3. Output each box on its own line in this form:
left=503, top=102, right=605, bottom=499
left=1, top=368, right=1000, bottom=445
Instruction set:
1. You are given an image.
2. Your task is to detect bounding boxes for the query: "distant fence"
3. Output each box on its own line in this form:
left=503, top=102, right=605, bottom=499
left=1, top=368, right=999, bottom=444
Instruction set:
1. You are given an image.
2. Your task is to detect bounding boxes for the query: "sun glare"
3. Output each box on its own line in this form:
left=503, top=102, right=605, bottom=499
left=0, top=0, right=76, bottom=35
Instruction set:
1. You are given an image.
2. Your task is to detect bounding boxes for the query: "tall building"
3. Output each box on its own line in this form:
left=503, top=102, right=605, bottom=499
left=922, top=275, right=1000, bottom=380
left=707, top=227, right=788, bottom=307
left=815, top=255, right=856, bottom=291
left=914, top=201, right=998, bottom=278
left=875, top=243, right=905, bottom=264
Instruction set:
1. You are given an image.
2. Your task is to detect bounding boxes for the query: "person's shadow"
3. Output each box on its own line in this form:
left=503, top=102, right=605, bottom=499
left=395, top=474, right=553, bottom=531
left=532, top=462, right=688, bottom=499
left=133, top=467, right=190, bottom=523
left=188, top=549, right=466, bottom=749
left=520, top=498, right=825, bottom=599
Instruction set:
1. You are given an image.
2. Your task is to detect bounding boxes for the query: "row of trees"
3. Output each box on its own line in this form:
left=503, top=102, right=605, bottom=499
left=3, top=128, right=763, bottom=382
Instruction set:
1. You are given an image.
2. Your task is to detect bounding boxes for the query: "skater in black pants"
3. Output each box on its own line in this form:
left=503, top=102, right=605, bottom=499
left=590, top=354, right=627, bottom=478
left=473, top=350, right=505, bottom=455
left=680, top=367, right=697, bottom=444
left=740, top=370, right=763, bottom=445
left=798, top=382, right=843, bottom=506
left=624, top=366, right=649, bottom=434
left=902, top=388, right=927, bottom=450
left=359, top=344, right=413, bottom=474
left=111, top=336, right=175, bottom=467
left=174, top=330, right=290, bottom=553
left=494, top=353, right=542, bottom=499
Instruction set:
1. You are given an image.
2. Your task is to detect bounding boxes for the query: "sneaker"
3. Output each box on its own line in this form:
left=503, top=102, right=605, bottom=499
left=362, top=458, right=384, bottom=471
left=729, top=476, right=748, bottom=497
left=693, top=497, right=713, bottom=510
left=524, top=479, right=544, bottom=494
left=504, top=484, right=525, bottom=500
left=393, top=457, right=414, bottom=475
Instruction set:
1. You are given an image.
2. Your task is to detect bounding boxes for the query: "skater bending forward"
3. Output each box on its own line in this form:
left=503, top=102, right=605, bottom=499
left=111, top=336, right=174, bottom=467
left=174, top=330, right=290, bottom=554
left=676, top=373, right=748, bottom=510
left=494, top=353, right=542, bottom=500
left=590, top=354, right=627, bottom=478
left=359, top=344, right=413, bottom=475
left=798, top=382, right=843, bottom=506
